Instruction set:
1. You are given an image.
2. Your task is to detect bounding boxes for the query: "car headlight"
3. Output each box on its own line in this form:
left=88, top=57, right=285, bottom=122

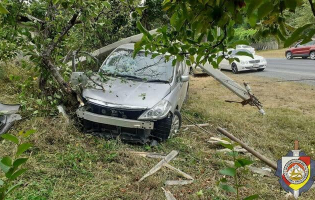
left=138, top=100, right=172, bottom=120
left=240, top=61, right=249, bottom=65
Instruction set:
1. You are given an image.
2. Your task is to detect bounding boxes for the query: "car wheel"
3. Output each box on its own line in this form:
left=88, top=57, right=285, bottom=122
left=257, top=68, right=265, bottom=72
left=150, top=110, right=182, bottom=141
left=169, top=110, right=182, bottom=139
left=310, top=51, right=315, bottom=60
left=286, top=52, right=292, bottom=60
left=231, top=63, right=239, bottom=74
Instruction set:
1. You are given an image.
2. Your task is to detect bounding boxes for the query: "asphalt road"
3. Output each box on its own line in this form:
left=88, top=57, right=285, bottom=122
left=247, top=58, right=315, bottom=85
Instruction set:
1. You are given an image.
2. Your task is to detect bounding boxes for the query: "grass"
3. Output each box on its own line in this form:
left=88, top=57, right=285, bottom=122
left=1, top=63, right=315, bottom=199
left=256, top=49, right=288, bottom=58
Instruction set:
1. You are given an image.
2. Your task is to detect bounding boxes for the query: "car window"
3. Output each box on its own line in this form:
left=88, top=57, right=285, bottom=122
left=231, top=49, right=252, bottom=56
left=101, top=49, right=174, bottom=82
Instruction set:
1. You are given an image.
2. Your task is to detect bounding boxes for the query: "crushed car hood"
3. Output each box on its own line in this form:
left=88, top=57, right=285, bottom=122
left=82, top=77, right=171, bottom=109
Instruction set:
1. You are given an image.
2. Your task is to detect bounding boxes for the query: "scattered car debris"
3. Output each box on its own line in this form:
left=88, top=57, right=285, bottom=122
left=217, top=127, right=277, bottom=170
left=0, top=103, right=22, bottom=135
left=162, top=187, right=177, bottom=200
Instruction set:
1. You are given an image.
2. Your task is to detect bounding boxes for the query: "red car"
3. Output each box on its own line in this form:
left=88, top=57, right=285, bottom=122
left=285, top=40, right=315, bottom=60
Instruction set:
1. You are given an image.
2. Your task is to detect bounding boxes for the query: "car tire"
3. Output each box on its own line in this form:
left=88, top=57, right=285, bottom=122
left=310, top=51, right=315, bottom=60
left=231, top=63, right=239, bottom=74
left=150, top=110, right=182, bottom=141
left=286, top=52, right=293, bottom=60
left=257, top=68, right=265, bottom=72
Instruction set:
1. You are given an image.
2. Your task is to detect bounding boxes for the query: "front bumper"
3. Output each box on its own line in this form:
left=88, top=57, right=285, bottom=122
left=76, top=107, right=154, bottom=130
left=239, top=63, right=266, bottom=71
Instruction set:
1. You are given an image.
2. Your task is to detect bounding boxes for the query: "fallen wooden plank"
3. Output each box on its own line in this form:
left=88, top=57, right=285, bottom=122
left=129, top=151, right=166, bottom=159
left=164, top=180, right=194, bottom=186
left=217, top=127, right=277, bottom=170
left=139, top=150, right=178, bottom=182
left=163, top=163, right=194, bottom=180
left=182, top=123, right=209, bottom=128
left=162, top=187, right=177, bottom=200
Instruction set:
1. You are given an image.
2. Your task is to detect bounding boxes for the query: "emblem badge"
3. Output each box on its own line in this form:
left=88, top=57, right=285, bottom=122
left=275, top=141, right=315, bottom=199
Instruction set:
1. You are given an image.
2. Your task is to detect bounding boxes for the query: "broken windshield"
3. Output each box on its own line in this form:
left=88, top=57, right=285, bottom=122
left=100, top=49, right=174, bottom=82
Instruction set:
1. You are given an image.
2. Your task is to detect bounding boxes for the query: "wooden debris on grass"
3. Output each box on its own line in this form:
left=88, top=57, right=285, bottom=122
left=162, top=187, right=177, bottom=200
left=217, top=146, right=248, bottom=154
left=138, top=150, right=178, bottom=182
left=207, top=137, right=231, bottom=145
left=129, top=151, right=166, bottom=159
left=217, top=127, right=277, bottom=170
left=164, top=180, right=194, bottom=186
left=163, top=163, right=194, bottom=180
left=182, top=123, right=209, bottom=128
left=224, top=160, right=272, bottom=177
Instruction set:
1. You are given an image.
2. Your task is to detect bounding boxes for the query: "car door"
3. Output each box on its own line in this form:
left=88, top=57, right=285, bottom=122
left=293, top=43, right=309, bottom=55
left=178, top=62, right=188, bottom=109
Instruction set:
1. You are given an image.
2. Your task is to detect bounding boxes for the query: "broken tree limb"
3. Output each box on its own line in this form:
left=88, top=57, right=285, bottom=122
left=138, top=150, right=178, bottom=182
left=162, top=187, right=177, bottom=200
left=163, top=163, right=194, bottom=180
left=217, top=127, right=277, bottom=170
left=164, top=180, right=194, bottom=186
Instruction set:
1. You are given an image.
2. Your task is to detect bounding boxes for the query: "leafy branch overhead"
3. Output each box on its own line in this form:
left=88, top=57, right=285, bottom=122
left=135, top=0, right=315, bottom=67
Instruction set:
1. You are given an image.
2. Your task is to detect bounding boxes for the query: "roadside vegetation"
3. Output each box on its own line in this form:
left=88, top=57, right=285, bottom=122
left=1, top=64, right=315, bottom=200
left=256, top=49, right=287, bottom=58
left=1, top=0, right=315, bottom=199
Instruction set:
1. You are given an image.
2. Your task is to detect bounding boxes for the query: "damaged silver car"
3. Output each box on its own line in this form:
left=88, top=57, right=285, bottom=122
left=71, top=43, right=189, bottom=143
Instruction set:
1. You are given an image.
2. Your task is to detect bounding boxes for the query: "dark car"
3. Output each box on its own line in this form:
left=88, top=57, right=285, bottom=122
left=285, top=40, right=315, bottom=60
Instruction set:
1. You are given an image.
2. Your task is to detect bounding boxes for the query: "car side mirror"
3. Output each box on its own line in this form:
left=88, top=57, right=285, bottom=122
left=180, top=75, right=189, bottom=82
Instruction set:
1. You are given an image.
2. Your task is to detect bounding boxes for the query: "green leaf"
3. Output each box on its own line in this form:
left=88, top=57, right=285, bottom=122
left=235, top=51, right=254, bottom=59
left=13, top=158, right=28, bottom=168
left=1, top=157, right=12, bottom=166
left=136, top=21, right=153, bottom=41
left=243, top=194, right=259, bottom=200
left=219, top=167, right=236, bottom=177
left=5, top=183, right=22, bottom=195
left=247, top=0, right=263, bottom=18
left=235, top=158, right=254, bottom=168
left=23, top=129, right=36, bottom=138
left=0, top=179, right=3, bottom=186
left=53, top=0, right=59, bottom=4
left=219, top=184, right=237, bottom=193
left=257, top=2, right=274, bottom=19
left=284, top=0, right=297, bottom=10
left=220, top=142, right=233, bottom=150
left=9, top=169, right=27, bottom=180
left=1, top=134, right=19, bottom=144
left=0, top=160, right=10, bottom=173
left=0, top=3, right=9, bottom=14
left=16, top=143, right=32, bottom=157
left=284, top=24, right=313, bottom=47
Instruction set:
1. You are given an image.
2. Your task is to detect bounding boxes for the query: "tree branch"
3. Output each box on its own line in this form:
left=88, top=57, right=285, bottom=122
left=46, top=11, right=80, bottom=56
left=308, top=0, right=315, bottom=17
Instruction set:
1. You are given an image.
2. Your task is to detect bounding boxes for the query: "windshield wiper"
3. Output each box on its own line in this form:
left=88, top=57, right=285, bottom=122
left=146, top=79, right=170, bottom=83
left=115, top=74, right=143, bottom=81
